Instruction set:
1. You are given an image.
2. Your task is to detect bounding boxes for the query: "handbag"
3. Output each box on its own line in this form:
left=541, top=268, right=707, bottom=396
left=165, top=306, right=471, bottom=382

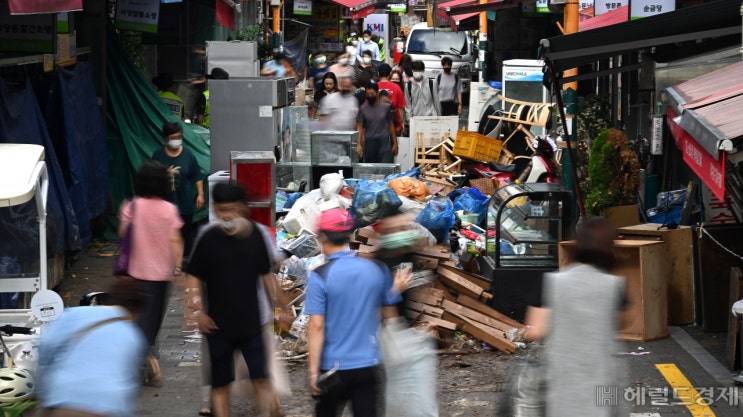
left=113, top=200, right=135, bottom=276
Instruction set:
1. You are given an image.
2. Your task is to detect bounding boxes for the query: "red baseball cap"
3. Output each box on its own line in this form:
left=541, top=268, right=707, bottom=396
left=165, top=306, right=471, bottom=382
left=317, top=208, right=356, bottom=232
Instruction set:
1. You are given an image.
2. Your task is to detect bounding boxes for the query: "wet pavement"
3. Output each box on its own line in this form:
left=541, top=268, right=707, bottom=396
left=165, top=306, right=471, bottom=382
left=50, top=240, right=743, bottom=416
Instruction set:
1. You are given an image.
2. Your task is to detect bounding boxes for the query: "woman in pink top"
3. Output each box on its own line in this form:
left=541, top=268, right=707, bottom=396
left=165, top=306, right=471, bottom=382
left=119, top=160, right=184, bottom=386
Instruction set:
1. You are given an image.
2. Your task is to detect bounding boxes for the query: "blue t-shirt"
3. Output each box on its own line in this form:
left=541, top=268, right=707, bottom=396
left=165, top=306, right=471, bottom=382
left=308, top=66, right=330, bottom=92
left=37, top=306, right=147, bottom=417
left=305, top=250, right=401, bottom=371
left=263, top=60, right=287, bottom=77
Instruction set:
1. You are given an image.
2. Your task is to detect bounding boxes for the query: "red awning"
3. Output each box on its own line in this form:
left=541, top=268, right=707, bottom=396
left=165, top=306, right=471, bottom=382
left=437, top=0, right=479, bottom=30
left=667, top=108, right=726, bottom=201
left=352, top=4, right=376, bottom=20
left=8, top=0, right=82, bottom=14
left=579, top=5, right=628, bottom=31
left=331, top=0, right=376, bottom=12
left=666, top=61, right=743, bottom=159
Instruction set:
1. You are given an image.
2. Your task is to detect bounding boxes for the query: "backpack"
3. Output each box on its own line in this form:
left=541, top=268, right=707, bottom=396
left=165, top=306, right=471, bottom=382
left=406, top=79, right=435, bottom=103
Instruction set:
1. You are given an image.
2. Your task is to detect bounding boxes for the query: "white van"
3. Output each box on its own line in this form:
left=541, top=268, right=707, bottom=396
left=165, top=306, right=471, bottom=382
left=404, top=22, right=478, bottom=94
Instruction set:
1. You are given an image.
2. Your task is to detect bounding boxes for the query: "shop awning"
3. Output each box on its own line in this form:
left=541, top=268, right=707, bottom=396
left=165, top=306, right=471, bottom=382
left=664, top=61, right=743, bottom=200
left=330, top=0, right=377, bottom=12
left=540, top=0, right=741, bottom=75
left=578, top=5, right=628, bottom=32
left=437, top=0, right=478, bottom=30
left=665, top=61, right=743, bottom=161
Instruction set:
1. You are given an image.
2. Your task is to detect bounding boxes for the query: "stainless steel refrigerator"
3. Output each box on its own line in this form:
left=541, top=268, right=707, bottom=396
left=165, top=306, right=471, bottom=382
left=209, top=77, right=295, bottom=172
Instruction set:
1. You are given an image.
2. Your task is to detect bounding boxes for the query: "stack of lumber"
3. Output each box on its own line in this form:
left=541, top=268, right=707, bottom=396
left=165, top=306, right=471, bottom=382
left=405, top=259, right=524, bottom=354
left=351, top=227, right=525, bottom=353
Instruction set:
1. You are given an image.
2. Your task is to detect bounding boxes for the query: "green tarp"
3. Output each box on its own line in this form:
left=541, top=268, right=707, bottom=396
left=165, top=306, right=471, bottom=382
left=105, top=24, right=210, bottom=236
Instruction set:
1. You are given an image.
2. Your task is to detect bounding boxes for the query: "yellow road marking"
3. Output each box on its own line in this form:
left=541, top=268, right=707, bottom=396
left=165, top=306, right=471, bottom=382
left=655, top=363, right=716, bottom=417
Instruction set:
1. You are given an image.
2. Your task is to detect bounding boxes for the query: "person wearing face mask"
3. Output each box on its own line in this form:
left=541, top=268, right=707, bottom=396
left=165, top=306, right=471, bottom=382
left=319, top=74, right=359, bottom=131
left=261, top=50, right=296, bottom=79
left=307, top=51, right=330, bottom=93
left=404, top=60, right=440, bottom=121
left=118, top=160, right=184, bottom=387
left=151, top=122, right=205, bottom=254
left=328, top=52, right=358, bottom=82
left=357, top=81, right=397, bottom=163
left=356, top=30, right=380, bottom=61
left=186, top=181, right=284, bottom=417
left=436, top=56, right=463, bottom=116
left=357, top=50, right=378, bottom=82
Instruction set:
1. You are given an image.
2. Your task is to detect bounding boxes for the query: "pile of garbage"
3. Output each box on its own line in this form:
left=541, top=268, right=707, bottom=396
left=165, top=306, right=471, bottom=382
left=271, top=167, right=525, bottom=357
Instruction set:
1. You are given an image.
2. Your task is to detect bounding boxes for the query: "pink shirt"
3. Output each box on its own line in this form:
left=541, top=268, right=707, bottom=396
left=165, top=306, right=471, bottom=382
left=120, top=197, right=183, bottom=281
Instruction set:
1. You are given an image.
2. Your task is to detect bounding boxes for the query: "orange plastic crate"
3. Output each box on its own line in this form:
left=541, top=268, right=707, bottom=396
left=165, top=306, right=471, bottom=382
left=452, top=130, right=503, bottom=162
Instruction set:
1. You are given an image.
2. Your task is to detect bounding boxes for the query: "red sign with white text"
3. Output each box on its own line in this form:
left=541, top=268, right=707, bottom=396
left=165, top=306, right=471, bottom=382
left=667, top=108, right=726, bottom=201
left=8, top=0, right=82, bottom=14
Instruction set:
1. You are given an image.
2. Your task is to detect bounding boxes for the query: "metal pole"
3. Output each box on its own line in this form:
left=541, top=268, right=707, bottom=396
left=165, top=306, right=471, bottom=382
left=478, top=0, right=488, bottom=81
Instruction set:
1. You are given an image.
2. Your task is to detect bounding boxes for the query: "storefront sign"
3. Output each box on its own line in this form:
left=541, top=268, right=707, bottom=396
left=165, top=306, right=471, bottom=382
left=535, top=0, right=549, bottom=13
left=0, top=3, right=54, bottom=53
left=294, top=0, right=313, bottom=16
left=390, top=3, right=407, bottom=12
left=115, top=0, right=160, bottom=33
left=364, top=13, right=388, bottom=52
left=630, top=0, right=674, bottom=19
left=701, top=185, right=737, bottom=225
left=668, top=109, right=726, bottom=201
left=579, top=0, right=595, bottom=11
left=8, top=0, right=81, bottom=14
left=594, top=0, right=628, bottom=15
left=651, top=116, right=663, bottom=155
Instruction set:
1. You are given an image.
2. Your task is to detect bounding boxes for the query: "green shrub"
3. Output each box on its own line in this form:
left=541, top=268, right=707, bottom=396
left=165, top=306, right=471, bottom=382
left=584, top=128, right=640, bottom=215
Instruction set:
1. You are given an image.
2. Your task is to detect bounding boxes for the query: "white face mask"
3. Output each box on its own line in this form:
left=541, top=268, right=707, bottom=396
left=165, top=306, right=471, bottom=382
left=167, top=140, right=182, bottom=149
left=351, top=40, right=359, bottom=46
left=413, top=72, right=424, bottom=80
left=364, top=37, right=371, bottom=43
left=338, top=58, right=349, bottom=66
left=362, top=57, right=372, bottom=64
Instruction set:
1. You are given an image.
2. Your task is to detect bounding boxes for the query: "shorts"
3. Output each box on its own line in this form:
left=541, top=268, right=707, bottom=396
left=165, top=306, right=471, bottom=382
left=207, top=333, right=267, bottom=387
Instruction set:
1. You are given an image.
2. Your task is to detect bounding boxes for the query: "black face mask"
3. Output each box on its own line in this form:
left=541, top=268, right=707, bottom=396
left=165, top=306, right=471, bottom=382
left=443, top=67, right=452, bottom=74
left=366, top=96, right=377, bottom=105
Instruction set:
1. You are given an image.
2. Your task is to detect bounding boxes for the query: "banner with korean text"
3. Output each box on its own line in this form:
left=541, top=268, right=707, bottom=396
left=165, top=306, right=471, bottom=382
left=116, top=0, right=160, bottom=33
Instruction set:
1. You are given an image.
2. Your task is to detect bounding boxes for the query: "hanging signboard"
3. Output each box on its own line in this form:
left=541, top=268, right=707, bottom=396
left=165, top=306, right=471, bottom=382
left=629, top=0, right=674, bottom=19
left=594, top=0, right=628, bottom=15
left=0, top=3, right=54, bottom=53
left=294, top=0, right=313, bottom=16
left=390, top=3, right=407, bottom=12
left=363, top=13, right=388, bottom=57
left=8, top=0, right=81, bottom=14
left=116, top=0, right=160, bottom=33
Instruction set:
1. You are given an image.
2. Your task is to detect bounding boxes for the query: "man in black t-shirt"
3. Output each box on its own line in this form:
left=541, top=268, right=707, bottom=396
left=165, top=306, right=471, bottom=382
left=185, top=182, right=282, bottom=417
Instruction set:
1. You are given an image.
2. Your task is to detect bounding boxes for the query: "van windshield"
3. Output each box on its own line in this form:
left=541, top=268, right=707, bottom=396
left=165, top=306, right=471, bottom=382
left=407, top=29, right=467, bottom=55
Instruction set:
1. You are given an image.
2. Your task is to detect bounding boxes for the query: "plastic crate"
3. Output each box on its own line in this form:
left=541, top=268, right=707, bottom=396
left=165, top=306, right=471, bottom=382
left=452, top=130, right=503, bottom=162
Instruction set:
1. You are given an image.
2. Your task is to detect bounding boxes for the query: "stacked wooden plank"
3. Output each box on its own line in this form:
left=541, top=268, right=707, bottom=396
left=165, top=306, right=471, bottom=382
left=351, top=228, right=524, bottom=353
left=405, top=256, right=524, bottom=354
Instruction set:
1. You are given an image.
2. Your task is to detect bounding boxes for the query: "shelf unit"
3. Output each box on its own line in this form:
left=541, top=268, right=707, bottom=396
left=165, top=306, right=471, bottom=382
left=230, top=151, right=276, bottom=228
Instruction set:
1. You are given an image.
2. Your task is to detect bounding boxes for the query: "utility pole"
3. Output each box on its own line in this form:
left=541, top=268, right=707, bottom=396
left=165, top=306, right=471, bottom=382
left=561, top=0, right=583, bottom=219
left=478, top=0, right=488, bottom=80
left=272, top=0, right=282, bottom=50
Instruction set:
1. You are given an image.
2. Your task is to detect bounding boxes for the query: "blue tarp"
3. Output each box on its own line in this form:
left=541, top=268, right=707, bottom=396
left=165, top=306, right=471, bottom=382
left=45, top=62, right=109, bottom=248
left=0, top=78, right=80, bottom=253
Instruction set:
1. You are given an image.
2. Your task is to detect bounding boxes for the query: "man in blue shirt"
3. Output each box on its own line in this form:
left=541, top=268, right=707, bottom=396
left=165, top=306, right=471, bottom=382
left=306, top=208, right=402, bottom=417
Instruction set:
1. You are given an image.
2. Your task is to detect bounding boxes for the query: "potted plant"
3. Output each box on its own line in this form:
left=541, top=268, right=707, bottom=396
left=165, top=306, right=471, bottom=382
left=584, top=128, right=641, bottom=226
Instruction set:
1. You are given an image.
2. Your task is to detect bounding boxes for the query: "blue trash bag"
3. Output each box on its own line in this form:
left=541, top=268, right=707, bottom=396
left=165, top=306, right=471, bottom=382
left=416, top=199, right=456, bottom=243
left=351, top=177, right=402, bottom=226
left=453, top=188, right=489, bottom=225
left=283, top=192, right=306, bottom=211
left=446, top=188, right=468, bottom=202
left=385, top=166, right=421, bottom=182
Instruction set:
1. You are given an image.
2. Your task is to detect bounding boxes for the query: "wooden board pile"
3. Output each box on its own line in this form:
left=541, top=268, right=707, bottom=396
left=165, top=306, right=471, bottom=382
left=351, top=228, right=525, bottom=354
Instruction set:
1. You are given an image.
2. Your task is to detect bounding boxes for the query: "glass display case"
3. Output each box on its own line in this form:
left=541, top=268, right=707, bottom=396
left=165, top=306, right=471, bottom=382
left=352, top=163, right=401, bottom=181
left=480, top=182, right=572, bottom=321
left=310, top=131, right=359, bottom=166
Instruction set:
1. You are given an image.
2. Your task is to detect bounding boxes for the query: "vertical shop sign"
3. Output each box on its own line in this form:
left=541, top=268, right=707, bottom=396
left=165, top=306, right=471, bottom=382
left=364, top=13, right=388, bottom=56
left=116, top=0, right=160, bottom=33
left=594, top=0, right=628, bottom=15
left=630, top=0, right=674, bottom=19
left=294, top=0, right=313, bottom=16
left=0, top=3, right=54, bottom=53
